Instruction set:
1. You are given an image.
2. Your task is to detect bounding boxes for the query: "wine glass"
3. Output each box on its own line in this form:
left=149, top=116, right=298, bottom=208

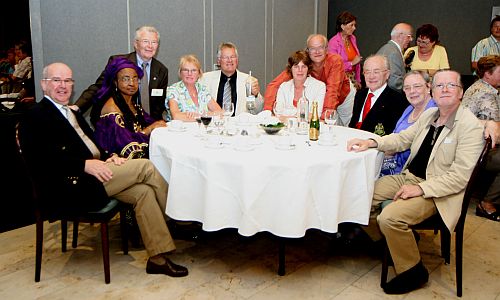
left=323, top=109, right=337, bottom=134
left=200, top=110, right=212, bottom=132
left=273, top=101, right=285, bottom=119
left=223, top=102, right=234, bottom=119
left=195, top=106, right=204, bottom=136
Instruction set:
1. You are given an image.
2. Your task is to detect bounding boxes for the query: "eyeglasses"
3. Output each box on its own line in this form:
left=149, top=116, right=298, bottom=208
left=416, top=38, right=431, bottom=45
left=180, top=68, right=199, bottom=74
left=43, top=78, right=75, bottom=86
left=220, top=55, right=237, bottom=61
left=306, top=46, right=326, bottom=53
left=402, top=84, right=425, bottom=92
left=138, top=39, right=158, bottom=46
left=118, top=76, right=140, bottom=84
left=363, top=69, right=388, bottom=76
left=432, top=83, right=462, bottom=90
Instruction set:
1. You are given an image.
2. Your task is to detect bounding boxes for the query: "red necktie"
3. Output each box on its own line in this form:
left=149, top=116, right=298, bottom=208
left=356, top=92, right=374, bottom=129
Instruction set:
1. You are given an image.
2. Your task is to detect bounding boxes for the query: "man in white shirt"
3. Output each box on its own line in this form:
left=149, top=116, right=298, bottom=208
left=200, top=42, right=263, bottom=115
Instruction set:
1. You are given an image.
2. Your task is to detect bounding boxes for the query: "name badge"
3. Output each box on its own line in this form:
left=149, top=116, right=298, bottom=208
left=151, top=89, right=163, bottom=96
left=444, top=137, right=453, bottom=144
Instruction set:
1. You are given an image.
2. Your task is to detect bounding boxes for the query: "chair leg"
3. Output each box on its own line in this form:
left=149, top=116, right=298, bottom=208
left=72, top=221, right=79, bottom=248
left=456, top=230, right=463, bottom=297
left=440, top=228, right=451, bottom=264
left=61, top=220, right=67, bottom=252
left=35, top=219, right=43, bottom=282
left=100, top=222, right=111, bottom=284
left=380, top=240, right=389, bottom=287
left=119, top=209, right=128, bottom=255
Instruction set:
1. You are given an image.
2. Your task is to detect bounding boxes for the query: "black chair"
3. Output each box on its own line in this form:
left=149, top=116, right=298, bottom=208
left=380, top=137, right=492, bottom=297
left=16, top=127, right=129, bottom=284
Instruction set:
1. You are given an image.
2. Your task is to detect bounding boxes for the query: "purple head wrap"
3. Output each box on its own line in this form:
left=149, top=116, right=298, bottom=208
left=94, top=57, right=144, bottom=102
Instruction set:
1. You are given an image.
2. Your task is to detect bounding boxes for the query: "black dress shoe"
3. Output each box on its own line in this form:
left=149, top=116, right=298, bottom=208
left=146, top=257, right=188, bottom=277
left=383, top=260, right=428, bottom=294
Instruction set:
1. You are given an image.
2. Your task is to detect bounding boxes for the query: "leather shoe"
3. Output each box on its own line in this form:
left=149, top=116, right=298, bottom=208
left=146, top=257, right=188, bottom=277
left=382, top=260, right=428, bottom=294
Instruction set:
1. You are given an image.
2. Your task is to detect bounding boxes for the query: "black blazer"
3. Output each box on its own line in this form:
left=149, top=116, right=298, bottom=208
left=75, top=52, right=169, bottom=121
left=348, top=86, right=408, bottom=134
left=19, top=98, right=109, bottom=215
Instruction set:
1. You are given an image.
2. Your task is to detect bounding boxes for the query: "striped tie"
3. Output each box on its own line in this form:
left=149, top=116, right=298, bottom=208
left=222, top=77, right=231, bottom=113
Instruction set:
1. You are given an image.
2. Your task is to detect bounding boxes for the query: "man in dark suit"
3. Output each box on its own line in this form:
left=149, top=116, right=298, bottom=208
left=19, top=62, right=187, bottom=277
left=75, top=26, right=169, bottom=121
left=349, top=55, right=408, bottom=134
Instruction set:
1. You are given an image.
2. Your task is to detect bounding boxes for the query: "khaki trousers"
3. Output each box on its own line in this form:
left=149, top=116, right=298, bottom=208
left=103, top=159, right=175, bottom=257
left=364, top=171, right=437, bottom=274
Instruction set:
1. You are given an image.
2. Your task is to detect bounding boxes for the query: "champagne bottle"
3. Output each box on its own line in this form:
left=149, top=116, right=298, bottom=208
left=309, top=101, right=320, bottom=141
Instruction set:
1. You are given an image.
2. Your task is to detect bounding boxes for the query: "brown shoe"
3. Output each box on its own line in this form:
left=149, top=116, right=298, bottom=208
left=146, top=257, right=188, bottom=277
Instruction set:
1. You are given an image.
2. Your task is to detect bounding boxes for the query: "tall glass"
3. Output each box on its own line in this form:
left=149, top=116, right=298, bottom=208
left=223, top=102, right=234, bottom=119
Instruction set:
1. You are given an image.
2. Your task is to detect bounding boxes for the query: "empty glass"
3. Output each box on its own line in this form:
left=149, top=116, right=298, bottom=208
left=223, top=102, right=234, bottom=119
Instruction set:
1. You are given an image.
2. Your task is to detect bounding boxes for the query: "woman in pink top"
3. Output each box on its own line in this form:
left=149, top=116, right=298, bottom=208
left=328, top=11, right=362, bottom=89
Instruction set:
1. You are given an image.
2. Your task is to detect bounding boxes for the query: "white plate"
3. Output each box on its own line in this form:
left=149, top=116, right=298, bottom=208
left=275, top=144, right=296, bottom=151
left=205, top=142, right=224, bottom=149
left=169, top=126, right=187, bottom=132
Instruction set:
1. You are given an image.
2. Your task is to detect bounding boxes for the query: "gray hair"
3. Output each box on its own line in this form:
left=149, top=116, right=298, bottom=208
left=364, top=54, right=390, bottom=71
left=431, top=69, right=462, bottom=87
left=403, top=70, right=431, bottom=84
left=216, top=42, right=239, bottom=59
left=135, top=26, right=160, bottom=42
left=306, top=34, right=328, bottom=48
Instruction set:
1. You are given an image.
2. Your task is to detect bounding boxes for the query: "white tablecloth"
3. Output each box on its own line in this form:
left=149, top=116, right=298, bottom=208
left=150, top=123, right=383, bottom=238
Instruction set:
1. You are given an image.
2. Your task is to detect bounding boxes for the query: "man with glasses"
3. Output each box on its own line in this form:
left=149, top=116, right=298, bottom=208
left=377, top=23, right=413, bottom=91
left=19, top=62, right=188, bottom=278
left=347, top=69, right=484, bottom=294
left=264, top=34, right=350, bottom=123
left=200, top=42, right=263, bottom=115
left=471, top=15, right=500, bottom=71
left=76, top=26, right=169, bottom=121
left=348, top=55, right=407, bottom=134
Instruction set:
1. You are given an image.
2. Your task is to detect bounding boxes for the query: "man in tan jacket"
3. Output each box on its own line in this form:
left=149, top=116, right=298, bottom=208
left=348, top=70, right=484, bottom=294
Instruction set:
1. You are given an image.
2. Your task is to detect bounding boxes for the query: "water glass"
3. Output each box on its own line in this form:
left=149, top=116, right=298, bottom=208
left=223, top=102, right=234, bottom=118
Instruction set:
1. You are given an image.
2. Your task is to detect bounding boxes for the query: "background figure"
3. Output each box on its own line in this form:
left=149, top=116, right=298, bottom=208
left=275, top=50, right=325, bottom=118
left=201, top=42, right=263, bottom=115
left=471, top=15, right=500, bottom=71
left=328, top=11, right=362, bottom=89
left=167, top=54, right=222, bottom=121
left=90, top=57, right=166, bottom=159
left=380, top=70, right=436, bottom=176
left=462, top=55, right=500, bottom=221
left=404, top=24, right=450, bottom=77
left=377, top=23, right=413, bottom=91
left=76, top=26, right=169, bottom=121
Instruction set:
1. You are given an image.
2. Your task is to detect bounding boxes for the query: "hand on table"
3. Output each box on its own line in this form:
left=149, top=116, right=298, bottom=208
left=346, top=138, right=377, bottom=152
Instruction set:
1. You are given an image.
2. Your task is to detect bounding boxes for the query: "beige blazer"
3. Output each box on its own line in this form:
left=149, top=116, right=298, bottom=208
left=374, top=105, right=485, bottom=232
left=201, top=70, right=263, bottom=115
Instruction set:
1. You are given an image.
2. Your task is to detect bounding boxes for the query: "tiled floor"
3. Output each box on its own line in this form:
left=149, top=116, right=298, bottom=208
left=1, top=202, right=499, bottom=300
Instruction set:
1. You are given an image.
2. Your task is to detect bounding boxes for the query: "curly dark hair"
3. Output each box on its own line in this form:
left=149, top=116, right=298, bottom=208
left=416, top=24, right=439, bottom=43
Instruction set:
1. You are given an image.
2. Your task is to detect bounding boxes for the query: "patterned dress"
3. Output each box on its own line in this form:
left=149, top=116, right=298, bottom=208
left=462, top=79, right=500, bottom=122
left=94, top=111, right=155, bottom=159
left=166, top=80, right=212, bottom=117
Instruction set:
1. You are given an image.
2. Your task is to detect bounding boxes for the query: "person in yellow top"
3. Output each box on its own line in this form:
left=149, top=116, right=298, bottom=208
left=404, top=24, right=449, bottom=77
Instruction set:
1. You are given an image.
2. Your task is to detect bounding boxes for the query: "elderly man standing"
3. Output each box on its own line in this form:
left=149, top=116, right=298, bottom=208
left=347, top=70, right=484, bottom=294
left=19, top=62, right=188, bottom=278
left=76, top=26, right=169, bottom=121
left=377, top=23, right=413, bottom=91
left=201, top=42, right=263, bottom=115
left=348, top=55, right=408, bottom=134
left=264, top=34, right=351, bottom=124
left=471, top=15, right=500, bottom=71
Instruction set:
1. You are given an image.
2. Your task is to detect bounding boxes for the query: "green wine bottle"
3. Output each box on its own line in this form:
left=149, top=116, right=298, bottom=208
left=309, top=101, right=320, bottom=141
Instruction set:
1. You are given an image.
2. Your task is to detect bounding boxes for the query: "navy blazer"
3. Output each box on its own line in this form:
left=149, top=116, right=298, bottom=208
left=75, top=52, right=169, bottom=121
left=348, top=86, right=408, bottom=134
left=19, top=98, right=109, bottom=215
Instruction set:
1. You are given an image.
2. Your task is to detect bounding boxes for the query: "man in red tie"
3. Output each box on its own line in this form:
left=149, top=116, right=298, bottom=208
left=349, top=55, right=408, bottom=134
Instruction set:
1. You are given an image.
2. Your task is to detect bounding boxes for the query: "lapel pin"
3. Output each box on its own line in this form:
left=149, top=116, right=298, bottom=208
left=153, top=77, right=157, bottom=81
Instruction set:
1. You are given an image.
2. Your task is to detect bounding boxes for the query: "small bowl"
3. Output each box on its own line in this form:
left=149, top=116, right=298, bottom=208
left=260, top=123, right=285, bottom=135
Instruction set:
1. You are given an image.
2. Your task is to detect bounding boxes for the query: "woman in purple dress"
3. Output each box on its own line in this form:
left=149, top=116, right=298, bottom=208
left=90, top=57, right=166, bottom=158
